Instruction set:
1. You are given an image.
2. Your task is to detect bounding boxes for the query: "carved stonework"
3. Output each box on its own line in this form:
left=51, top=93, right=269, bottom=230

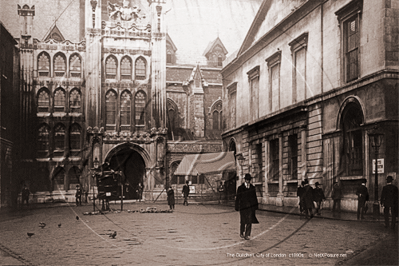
left=168, top=143, right=222, bottom=153
left=107, top=1, right=146, bottom=22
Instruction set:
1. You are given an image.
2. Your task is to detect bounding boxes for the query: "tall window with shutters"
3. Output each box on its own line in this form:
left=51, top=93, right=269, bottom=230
left=120, top=91, right=131, bottom=131
left=105, top=90, right=117, bottom=131
left=135, top=91, right=146, bottom=129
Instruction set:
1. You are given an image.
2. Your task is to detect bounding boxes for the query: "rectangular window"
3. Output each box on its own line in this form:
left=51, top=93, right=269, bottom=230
left=266, top=51, right=281, bottom=113
left=295, top=48, right=306, bottom=102
left=247, top=66, right=259, bottom=121
left=227, top=82, right=237, bottom=129
left=335, top=0, right=362, bottom=83
left=288, top=135, right=298, bottom=180
left=345, top=16, right=359, bottom=82
left=255, top=143, right=263, bottom=183
left=270, top=139, right=279, bottom=181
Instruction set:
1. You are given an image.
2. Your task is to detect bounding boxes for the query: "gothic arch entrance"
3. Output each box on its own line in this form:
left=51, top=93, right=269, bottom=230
left=105, top=143, right=149, bottom=200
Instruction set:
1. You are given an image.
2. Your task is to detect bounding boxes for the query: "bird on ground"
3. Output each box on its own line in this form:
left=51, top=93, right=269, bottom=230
left=27, top=232, right=34, bottom=238
left=58, top=223, right=62, bottom=228
left=39, top=222, right=46, bottom=229
left=109, top=231, right=117, bottom=239
left=76, top=216, right=79, bottom=221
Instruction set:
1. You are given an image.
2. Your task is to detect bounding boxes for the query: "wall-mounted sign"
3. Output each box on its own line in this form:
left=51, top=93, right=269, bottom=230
left=372, top=159, right=384, bottom=174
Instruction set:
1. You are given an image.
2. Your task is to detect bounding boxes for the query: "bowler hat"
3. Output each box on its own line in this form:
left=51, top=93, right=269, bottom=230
left=315, top=182, right=320, bottom=186
left=387, top=176, right=393, bottom=183
left=244, top=174, right=252, bottom=180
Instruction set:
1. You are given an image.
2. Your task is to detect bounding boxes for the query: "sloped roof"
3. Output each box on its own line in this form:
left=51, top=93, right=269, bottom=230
left=203, top=37, right=228, bottom=57
left=174, top=152, right=236, bottom=176
left=44, top=24, right=65, bottom=42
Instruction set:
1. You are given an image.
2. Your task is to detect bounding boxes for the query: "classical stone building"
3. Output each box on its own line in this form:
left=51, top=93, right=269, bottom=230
left=0, top=0, right=262, bottom=206
left=221, top=0, right=398, bottom=211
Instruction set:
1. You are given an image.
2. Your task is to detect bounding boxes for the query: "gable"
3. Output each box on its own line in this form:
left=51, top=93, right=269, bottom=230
left=238, top=0, right=307, bottom=56
left=44, top=24, right=65, bottom=42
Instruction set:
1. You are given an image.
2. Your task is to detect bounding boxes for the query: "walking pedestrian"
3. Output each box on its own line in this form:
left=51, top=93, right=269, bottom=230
left=167, top=186, right=175, bottom=210
left=301, top=179, right=314, bottom=219
left=182, top=181, right=190, bottom=206
left=313, top=182, right=326, bottom=215
left=218, top=182, right=225, bottom=204
left=356, top=180, right=369, bottom=220
left=380, top=176, right=398, bottom=229
left=75, top=185, right=82, bottom=206
left=21, top=185, right=30, bottom=207
left=235, top=174, right=259, bottom=240
left=136, top=183, right=144, bottom=202
left=332, top=180, right=342, bottom=216
left=297, top=181, right=305, bottom=216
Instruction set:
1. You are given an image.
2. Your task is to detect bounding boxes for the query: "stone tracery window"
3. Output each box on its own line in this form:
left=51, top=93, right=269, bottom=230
left=70, top=124, right=81, bottom=151
left=106, top=56, right=117, bottom=79
left=38, top=88, right=50, bottom=113
left=38, top=124, right=50, bottom=155
left=69, top=88, right=81, bottom=113
left=121, top=57, right=132, bottom=80
left=54, top=53, right=66, bottom=77
left=54, top=88, right=66, bottom=112
left=70, top=54, right=81, bottom=78
left=135, top=57, right=146, bottom=80
left=38, top=52, right=50, bottom=77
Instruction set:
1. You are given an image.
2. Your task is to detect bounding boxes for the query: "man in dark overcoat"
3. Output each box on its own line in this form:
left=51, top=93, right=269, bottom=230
left=356, top=180, right=369, bottom=220
left=301, top=179, right=314, bottom=219
left=380, top=176, right=398, bottom=229
left=235, top=174, right=259, bottom=240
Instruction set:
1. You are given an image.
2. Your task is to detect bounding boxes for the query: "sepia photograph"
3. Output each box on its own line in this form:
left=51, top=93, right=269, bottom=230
left=0, top=0, right=398, bottom=265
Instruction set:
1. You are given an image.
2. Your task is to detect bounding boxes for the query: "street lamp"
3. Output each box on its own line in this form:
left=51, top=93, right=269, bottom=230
left=92, top=157, right=100, bottom=212
left=236, top=153, right=245, bottom=179
left=368, top=126, right=384, bottom=219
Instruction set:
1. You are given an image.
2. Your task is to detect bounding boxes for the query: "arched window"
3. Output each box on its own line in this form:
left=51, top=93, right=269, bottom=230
left=135, top=91, right=146, bottom=127
left=54, top=123, right=66, bottom=152
left=38, top=88, right=50, bottom=112
left=54, top=53, right=66, bottom=77
left=167, top=99, right=180, bottom=140
left=120, top=90, right=131, bottom=131
left=121, top=57, right=132, bottom=80
left=135, top=57, right=146, bottom=80
left=211, top=100, right=222, bottom=130
left=342, top=102, right=364, bottom=176
left=70, top=54, right=81, bottom=77
left=69, top=88, right=81, bottom=113
left=170, top=161, right=180, bottom=184
left=54, top=88, right=66, bottom=112
left=70, top=124, right=81, bottom=151
left=38, top=124, right=50, bottom=156
left=106, top=56, right=117, bottom=79
left=105, top=90, right=117, bottom=130
left=38, top=52, right=50, bottom=77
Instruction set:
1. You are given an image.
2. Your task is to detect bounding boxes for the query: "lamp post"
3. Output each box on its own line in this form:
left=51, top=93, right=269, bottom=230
left=236, top=153, right=245, bottom=179
left=92, top=157, right=100, bottom=212
left=368, top=127, right=383, bottom=219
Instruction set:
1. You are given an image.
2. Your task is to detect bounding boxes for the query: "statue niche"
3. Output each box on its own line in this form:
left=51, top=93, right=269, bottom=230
left=107, top=0, right=146, bottom=22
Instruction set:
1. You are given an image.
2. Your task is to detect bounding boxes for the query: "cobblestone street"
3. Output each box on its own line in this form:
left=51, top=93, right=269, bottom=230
left=0, top=203, right=396, bottom=265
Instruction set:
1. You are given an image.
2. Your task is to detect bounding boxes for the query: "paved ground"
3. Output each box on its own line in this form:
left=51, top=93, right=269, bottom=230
left=0, top=201, right=397, bottom=266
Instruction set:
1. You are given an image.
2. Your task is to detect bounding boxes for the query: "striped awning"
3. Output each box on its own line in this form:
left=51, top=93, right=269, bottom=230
left=173, top=151, right=236, bottom=176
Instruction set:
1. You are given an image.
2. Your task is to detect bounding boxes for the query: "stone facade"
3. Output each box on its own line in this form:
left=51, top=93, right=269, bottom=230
left=222, top=0, right=399, bottom=212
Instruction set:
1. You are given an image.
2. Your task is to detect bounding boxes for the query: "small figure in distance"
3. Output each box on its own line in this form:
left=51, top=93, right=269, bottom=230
left=380, top=175, right=398, bottom=230
left=182, top=181, right=190, bottom=206
left=356, top=179, right=369, bottom=220
left=167, top=186, right=175, bottom=210
left=75, top=185, right=82, bottom=206
left=313, top=182, right=326, bottom=216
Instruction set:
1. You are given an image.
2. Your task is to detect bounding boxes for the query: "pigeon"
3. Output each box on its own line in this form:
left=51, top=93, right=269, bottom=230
left=109, top=231, right=117, bottom=239
left=76, top=216, right=79, bottom=221
left=27, top=232, right=34, bottom=238
left=39, top=222, right=46, bottom=229
left=58, top=223, right=62, bottom=228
